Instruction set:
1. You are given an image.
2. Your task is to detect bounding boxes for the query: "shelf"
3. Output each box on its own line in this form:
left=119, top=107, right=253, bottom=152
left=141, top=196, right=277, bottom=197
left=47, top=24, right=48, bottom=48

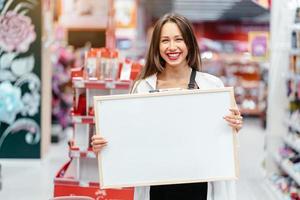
left=290, top=49, right=300, bottom=55
left=69, top=149, right=96, bottom=158
left=72, top=115, right=94, bottom=124
left=72, top=78, right=132, bottom=90
left=272, top=153, right=300, bottom=186
left=284, top=118, right=300, bottom=132
left=283, top=135, right=300, bottom=153
left=265, top=180, right=287, bottom=200
left=281, top=161, right=300, bottom=186
left=240, top=108, right=263, bottom=115
left=239, top=81, right=261, bottom=89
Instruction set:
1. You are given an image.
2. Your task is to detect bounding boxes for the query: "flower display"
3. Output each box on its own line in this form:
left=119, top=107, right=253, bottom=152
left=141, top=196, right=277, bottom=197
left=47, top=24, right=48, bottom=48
left=0, top=11, right=36, bottom=53
left=21, top=92, right=40, bottom=116
left=0, top=81, right=24, bottom=124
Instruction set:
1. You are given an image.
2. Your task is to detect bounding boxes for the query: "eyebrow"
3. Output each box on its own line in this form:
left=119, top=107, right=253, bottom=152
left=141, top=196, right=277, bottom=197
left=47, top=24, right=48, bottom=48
left=160, top=35, right=182, bottom=38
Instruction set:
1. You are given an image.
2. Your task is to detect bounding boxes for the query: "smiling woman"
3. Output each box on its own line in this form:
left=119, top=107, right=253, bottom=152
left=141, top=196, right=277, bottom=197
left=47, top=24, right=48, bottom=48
left=91, top=13, right=243, bottom=200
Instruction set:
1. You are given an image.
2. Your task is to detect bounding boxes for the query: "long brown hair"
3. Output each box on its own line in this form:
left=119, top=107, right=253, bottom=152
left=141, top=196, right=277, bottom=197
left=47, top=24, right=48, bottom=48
left=138, top=13, right=202, bottom=80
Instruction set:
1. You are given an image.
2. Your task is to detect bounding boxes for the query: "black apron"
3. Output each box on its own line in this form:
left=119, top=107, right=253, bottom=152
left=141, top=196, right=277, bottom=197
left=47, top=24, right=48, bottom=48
left=150, top=68, right=208, bottom=200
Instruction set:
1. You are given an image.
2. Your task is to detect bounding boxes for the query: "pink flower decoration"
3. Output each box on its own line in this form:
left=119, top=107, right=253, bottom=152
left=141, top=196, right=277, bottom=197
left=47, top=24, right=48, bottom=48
left=0, top=11, right=36, bottom=53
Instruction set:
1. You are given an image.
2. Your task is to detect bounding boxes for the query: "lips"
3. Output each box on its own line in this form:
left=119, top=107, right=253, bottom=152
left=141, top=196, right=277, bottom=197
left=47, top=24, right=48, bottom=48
left=166, top=52, right=181, bottom=60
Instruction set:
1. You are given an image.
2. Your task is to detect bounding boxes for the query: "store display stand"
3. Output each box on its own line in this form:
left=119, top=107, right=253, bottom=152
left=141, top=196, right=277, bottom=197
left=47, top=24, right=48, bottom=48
left=267, top=18, right=300, bottom=198
left=53, top=68, right=134, bottom=199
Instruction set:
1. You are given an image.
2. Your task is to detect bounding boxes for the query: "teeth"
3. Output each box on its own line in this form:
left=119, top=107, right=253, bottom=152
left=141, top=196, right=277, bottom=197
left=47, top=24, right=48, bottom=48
left=168, top=53, right=180, bottom=58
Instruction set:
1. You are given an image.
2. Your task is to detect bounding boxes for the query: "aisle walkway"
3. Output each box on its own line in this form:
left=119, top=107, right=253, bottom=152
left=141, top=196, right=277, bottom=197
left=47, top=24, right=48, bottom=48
left=0, top=118, right=275, bottom=199
left=236, top=118, right=274, bottom=200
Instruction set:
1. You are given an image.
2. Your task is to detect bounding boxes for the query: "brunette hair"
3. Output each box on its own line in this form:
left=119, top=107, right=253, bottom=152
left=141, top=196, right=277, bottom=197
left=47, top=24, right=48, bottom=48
left=138, top=13, right=202, bottom=80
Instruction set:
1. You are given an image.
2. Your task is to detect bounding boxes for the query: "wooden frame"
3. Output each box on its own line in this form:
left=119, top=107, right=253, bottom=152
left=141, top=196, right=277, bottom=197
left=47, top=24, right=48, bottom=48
left=94, top=87, right=239, bottom=189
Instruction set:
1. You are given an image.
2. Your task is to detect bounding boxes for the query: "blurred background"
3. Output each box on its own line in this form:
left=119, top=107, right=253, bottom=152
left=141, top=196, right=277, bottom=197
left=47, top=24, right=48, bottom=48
left=0, top=0, right=299, bottom=199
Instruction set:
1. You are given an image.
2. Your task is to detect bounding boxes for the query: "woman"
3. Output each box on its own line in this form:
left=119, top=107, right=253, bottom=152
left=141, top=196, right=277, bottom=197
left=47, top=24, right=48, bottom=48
left=91, top=13, right=243, bottom=200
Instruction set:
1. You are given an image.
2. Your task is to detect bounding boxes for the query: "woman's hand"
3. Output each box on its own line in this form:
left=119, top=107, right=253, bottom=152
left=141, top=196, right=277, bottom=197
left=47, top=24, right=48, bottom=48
left=91, top=135, right=108, bottom=153
left=223, top=108, right=243, bottom=132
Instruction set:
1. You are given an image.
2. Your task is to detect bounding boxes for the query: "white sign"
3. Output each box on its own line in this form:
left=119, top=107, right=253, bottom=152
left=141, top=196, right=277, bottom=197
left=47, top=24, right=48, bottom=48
left=94, top=88, right=239, bottom=189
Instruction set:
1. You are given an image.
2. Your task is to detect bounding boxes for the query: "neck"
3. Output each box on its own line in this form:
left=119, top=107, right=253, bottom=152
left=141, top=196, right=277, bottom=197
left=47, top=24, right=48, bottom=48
left=159, top=63, right=191, bottom=80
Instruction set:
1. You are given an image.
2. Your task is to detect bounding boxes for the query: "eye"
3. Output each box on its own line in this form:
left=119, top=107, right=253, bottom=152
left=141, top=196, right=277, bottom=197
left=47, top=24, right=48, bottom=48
left=175, top=38, right=183, bottom=42
left=161, top=39, right=169, bottom=43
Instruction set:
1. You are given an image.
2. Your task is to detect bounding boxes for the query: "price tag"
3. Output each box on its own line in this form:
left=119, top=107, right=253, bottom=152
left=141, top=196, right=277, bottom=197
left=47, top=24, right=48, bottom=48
left=74, top=80, right=85, bottom=88
left=105, top=81, right=115, bottom=89
left=72, top=116, right=81, bottom=123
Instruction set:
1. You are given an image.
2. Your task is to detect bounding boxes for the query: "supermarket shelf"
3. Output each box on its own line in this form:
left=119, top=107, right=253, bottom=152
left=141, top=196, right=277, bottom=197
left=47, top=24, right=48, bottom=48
left=72, top=115, right=94, bottom=124
left=240, top=108, right=263, bottom=115
left=69, top=149, right=96, bottom=158
left=72, top=78, right=132, bottom=90
left=283, top=135, right=300, bottom=153
left=54, top=161, right=134, bottom=198
left=264, top=180, right=286, bottom=200
left=273, top=153, right=300, bottom=186
left=240, top=81, right=261, bottom=89
left=281, top=161, right=300, bottom=186
left=284, top=118, right=300, bottom=132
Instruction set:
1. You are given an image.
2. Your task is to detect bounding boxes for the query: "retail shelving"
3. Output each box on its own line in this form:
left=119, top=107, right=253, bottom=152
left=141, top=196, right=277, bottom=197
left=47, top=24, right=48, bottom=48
left=269, top=18, right=300, bottom=198
left=53, top=61, right=136, bottom=199
left=72, top=78, right=132, bottom=90
left=265, top=180, right=286, bottom=200
left=202, top=51, right=268, bottom=124
left=284, top=118, right=300, bottom=132
left=223, top=60, right=268, bottom=124
left=272, top=153, right=300, bottom=186
left=283, top=135, right=300, bottom=153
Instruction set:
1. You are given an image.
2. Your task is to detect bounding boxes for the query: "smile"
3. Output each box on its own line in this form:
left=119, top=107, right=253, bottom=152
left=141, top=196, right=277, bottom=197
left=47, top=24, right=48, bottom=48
left=166, top=52, right=181, bottom=60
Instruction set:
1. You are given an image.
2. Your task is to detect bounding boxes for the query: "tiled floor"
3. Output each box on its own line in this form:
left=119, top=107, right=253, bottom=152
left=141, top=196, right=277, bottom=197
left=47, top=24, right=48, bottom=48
left=0, top=118, right=276, bottom=200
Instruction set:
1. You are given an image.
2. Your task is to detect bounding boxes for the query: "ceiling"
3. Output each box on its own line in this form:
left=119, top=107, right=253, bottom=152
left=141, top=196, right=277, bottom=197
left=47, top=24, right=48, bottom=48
left=141, top=0, right=270, bottom=22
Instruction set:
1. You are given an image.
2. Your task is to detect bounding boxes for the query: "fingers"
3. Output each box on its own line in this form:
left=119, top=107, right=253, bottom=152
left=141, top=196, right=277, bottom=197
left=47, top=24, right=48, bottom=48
left=224, top=116, right=243, bottom=131
left=229, top=108, right=241, bottom=116
left=224, top=108, right=243, bottom=132
left=91, top=135, right=107, bottom=153
left=224, top=115, right=243, bottom=121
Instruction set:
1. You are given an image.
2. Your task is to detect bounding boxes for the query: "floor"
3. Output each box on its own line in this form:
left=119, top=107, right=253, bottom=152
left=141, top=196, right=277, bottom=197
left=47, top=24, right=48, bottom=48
left=0, top=118, right=277, bottom=200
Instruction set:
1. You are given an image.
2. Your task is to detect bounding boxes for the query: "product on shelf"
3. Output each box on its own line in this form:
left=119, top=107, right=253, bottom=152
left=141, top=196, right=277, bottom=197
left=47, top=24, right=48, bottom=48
left=85, top=48, right=98, bottom=80
left=54, top=47, right=141, bottom=199
left=84, top=48, right=121, bottom=81
left=269, top=173, right=300, bottom=199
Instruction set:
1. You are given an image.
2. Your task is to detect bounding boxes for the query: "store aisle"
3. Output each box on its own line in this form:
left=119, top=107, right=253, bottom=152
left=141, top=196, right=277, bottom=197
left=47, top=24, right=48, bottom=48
left=0, top=118, right=277, bottom=200
left=236, top=118, right=274, bottom=200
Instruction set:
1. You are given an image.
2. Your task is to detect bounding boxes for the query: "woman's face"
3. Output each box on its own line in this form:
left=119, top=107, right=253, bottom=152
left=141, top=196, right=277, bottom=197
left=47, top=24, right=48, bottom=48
left=159, top=22, right=188, bottom=68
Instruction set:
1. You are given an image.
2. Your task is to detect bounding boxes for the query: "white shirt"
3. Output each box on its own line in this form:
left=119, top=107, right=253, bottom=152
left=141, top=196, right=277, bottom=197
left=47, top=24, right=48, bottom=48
left=131, top=71, right=237, bottom=200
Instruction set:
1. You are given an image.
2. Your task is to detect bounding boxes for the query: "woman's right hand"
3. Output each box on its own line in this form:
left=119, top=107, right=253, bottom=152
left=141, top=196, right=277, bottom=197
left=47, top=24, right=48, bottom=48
left=91, top=135, right=107, bottom=153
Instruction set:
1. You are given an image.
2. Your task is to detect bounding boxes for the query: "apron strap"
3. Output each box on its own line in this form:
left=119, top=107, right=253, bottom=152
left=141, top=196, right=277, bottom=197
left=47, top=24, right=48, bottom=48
left=188, top=68, right=198, bottom=89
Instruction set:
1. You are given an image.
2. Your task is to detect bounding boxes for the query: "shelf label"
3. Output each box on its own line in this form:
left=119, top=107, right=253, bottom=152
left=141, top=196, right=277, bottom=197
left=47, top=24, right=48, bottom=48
left=105, top=81, right=115, bottom=89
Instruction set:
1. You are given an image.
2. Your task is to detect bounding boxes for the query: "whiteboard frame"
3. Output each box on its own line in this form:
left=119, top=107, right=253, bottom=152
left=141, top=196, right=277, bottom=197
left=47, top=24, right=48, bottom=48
left=94, top=87, right=239, bottom=189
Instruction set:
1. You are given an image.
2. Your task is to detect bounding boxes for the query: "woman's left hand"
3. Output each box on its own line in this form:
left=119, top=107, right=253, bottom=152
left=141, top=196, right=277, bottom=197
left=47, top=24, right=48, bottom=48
left=223, top=108, right=243, bottom=132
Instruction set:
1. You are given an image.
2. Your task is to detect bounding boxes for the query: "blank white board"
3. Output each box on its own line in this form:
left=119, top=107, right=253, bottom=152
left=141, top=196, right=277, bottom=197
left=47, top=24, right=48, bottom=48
left=94, top=87, right=239, bottom=189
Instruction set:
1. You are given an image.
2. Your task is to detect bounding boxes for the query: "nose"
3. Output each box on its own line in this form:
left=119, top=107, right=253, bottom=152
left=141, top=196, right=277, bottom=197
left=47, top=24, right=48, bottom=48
left=168, top=40, right=176, bottom=50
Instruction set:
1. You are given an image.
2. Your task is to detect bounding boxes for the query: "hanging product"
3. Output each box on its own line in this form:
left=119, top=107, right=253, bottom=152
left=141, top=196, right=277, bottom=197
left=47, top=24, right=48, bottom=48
left=84, top=48, right=99, bottom=80
left=109, top=50, right=119, bottom=81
